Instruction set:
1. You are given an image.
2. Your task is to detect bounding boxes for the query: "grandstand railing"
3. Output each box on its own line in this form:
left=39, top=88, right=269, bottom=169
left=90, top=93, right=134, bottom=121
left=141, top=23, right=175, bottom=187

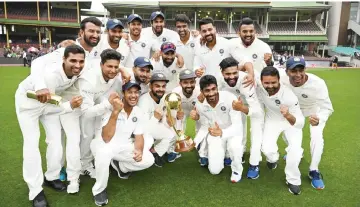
left=268, top=31, right=325, bottom=35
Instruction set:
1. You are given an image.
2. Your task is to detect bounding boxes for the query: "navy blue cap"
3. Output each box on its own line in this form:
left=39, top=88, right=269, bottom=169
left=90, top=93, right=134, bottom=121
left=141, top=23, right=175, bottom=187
left=127, top=14, right=142, bottom=23
left=122, top=81, right=141, bottom=91
left=106, top=19, right=124, bottom=30
left=134, top=57, right=153, bottom=70
left=150, top=11, right=165, bottom=21
left=286, top=57, right=306, bottom=70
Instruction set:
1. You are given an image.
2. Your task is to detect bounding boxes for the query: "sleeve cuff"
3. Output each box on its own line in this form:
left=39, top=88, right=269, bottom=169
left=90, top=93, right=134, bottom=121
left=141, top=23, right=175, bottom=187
left=60, top=101, right=73, bottom=113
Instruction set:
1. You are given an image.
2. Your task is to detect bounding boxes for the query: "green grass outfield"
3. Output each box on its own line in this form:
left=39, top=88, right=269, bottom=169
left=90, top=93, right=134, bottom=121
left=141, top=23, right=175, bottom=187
left=0, top=66, right=359, bottom=207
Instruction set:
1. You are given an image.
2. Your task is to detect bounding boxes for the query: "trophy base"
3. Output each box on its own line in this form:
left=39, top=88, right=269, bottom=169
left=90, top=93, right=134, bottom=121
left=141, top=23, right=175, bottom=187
left=175, top=135, right=195, bottom=153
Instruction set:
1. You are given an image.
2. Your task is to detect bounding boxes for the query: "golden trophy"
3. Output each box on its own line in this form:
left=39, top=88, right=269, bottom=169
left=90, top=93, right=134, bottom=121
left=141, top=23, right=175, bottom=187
left=164, top=92, right=195, bottom=152
left=26, top=90, right=62, bottom=105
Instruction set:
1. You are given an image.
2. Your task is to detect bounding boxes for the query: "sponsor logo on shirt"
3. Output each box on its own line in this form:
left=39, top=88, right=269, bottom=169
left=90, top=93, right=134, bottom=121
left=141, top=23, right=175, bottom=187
left=162, top=37, right=167, bottom=42
left=219, top=49, right=224, bottom=55
left=252, top=54, right=258, bottom=59
left=132, top=117, right=138, bottom=122
left=141, top=43, right=146, bottom=48
left=94, top=51, right=98, bottom=56
left=236, top=89, right=240, bottom=94
left=171, top=70, right=176, bottom=74
left=221, top=106, right=226, bottom=111
left=190, top=43, right=195, bottom=48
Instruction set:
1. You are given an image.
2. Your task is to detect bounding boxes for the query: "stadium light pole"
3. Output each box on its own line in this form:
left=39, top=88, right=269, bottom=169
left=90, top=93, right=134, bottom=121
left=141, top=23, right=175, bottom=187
left=266, top=9, right=269, bottom=32
left=194, top=11, right=197, bottom=30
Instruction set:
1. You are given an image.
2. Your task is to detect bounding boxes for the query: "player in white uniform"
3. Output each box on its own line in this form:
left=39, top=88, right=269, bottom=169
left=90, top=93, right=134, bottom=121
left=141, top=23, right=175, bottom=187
left=173, top=14, right=200, bottom=70
left=141, top=11, right=178, bottom=48
left=77, top=49, right=123, bottom=178
left=91, top=82, right=154, bottom=206
left=96, top=18, right=130, bottom=67
left=123, top=14, right=160, bottom=68
left=191, top=75, right=244, bottom=183
left=228, top=17, right=273, bottom=77
left=193, top=17, right=254, bottom=86
left=257, top=66, right=304, bottom=195
left=15, top=45, right=85, bottom=207
left=152, top=42, right=186, bottom=92
left=218, top=57, right=264, bottom=179
left=172, top=69, right=201, bottom=132
left=137, top=73, right=177, bottom=167
left=282, top=57, right=334, bottom=190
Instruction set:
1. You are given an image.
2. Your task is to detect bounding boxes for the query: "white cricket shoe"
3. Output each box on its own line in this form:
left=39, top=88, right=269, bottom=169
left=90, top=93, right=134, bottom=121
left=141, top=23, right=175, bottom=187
left=67, top=179, right=80, bottom=194
left=230, top=171, right=241, bottom=183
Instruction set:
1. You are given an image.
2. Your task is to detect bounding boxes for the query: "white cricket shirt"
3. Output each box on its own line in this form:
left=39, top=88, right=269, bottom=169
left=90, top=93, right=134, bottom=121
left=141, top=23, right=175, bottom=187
left=256, top=84, right=304, bottom=129
left=151, top=57, right=186, bottom=92
left=174, top=34, right=201, bottom=70
left=281, top=73, right=334, bottom=124
left=195, top=91, right=243, bottom=138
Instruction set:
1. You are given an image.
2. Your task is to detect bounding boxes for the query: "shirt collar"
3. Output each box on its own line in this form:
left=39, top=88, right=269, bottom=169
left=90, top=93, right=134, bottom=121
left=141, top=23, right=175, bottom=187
left=76, top=38, right=90, bottom=56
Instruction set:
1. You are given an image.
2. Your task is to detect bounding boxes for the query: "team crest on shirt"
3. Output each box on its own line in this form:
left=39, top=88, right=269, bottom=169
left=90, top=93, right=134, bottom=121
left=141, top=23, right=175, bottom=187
left=141, top=43, right=146, bottom=48
left=219, top=49, right=224, bottom=54
left=171, top=70, right=176, bottom=74
left=192, top=101, right=196, bottom=106
left=236, top=89, right=240, bottom=94
left=302, top=94, right=308, bottom=98
left=162, top=106, right=167, bottom=111
left=275, top=99, right=281, bottom=105
left=132, top=117, right=138, bottom=122
left=94, top=51, right=98, bottom=56
left=190, top=43, right=195, bottom=47
left=252, top=54, right=258, bottom=59
left=221, top=106, right=226, bottom=111
left=121, top=56, right=125, bottom=60
left=162, top=37, right=167, bottom=42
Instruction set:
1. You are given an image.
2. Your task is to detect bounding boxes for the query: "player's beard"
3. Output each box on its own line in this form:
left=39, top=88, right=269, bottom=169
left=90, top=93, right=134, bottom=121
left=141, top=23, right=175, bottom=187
left=182, top=86, right=194, bottom=96
left=265, top=84, right=280, bottom=96
left=84, top=34, right=99, bottom=47
left=109, top=35, right=121, bottom=44
left=135, top=74, right=147, bottom=83
left=205, top=34, right=215, bottom=43
left=241, top=35, right=255, bottom=46
left=163, top=57, right=175, bottom=67
left=151, top=90, right=165, bottom=100
left=153, top=26, right=163, bottom=36
left=225, top=77, right=238, bottom=87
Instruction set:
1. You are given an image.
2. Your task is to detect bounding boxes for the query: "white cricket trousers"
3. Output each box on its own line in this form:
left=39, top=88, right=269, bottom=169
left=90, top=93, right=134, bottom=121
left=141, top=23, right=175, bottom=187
left=145, top=121, right=174, bottom=156
left=207, top=134, right=244, bottom=175
left=283, top=122, right=326, bottom=171
left=79, top=116, right=97, bottom=170
left=248, top=113, right=265, bottom=166
left=58, top=110, right=82, bottom=181
left=15, top=90, right=63, bottom=200
left=91, top=137, right=154, bottom=196
left=261, top=118, right=303, bottom=185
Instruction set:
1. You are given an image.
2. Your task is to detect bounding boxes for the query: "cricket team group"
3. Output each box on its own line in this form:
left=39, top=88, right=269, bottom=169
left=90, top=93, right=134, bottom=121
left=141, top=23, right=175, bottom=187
left=15, top=11, right=334, bottom=207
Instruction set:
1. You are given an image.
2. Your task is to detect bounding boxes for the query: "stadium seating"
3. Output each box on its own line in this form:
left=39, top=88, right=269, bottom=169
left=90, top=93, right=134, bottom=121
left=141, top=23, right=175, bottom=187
left=50, top=8, right=77, bottom=23
left=6, top=5, right=37, bottom=20
left=268, top=21, right=322, bottom=34
left=214, top=21, right=228, bottom=34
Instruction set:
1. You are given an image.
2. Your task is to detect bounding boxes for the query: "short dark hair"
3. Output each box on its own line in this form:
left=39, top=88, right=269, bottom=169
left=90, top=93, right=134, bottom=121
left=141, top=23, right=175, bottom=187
left=199, top=17, right=214, bottom=30
left=199, top=75, right=217, bottom=90
left=80, top=17, right=102, bottom=31
left=175, top=14, right=191, bottom=25
left=100, top=49, right=122, bottom=64
left=64, top=44, right=85, bottom=59
left=239, top=17, right=254, bottom=30
left=260, top=66, right=280, bottom=80
left=219, top=57, right=239, bottom=71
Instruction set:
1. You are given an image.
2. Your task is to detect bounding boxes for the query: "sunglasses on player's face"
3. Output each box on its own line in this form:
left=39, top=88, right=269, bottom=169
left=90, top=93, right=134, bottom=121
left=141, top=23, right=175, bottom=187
left=161, top=43, right=176, bottom=51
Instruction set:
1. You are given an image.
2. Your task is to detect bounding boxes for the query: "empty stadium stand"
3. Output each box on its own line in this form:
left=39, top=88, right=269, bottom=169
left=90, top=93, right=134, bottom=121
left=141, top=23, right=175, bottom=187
left=232, top=21, right=263, bottom=34
left=268, top=21, right=323, bottom=34
left=214, top=21, right=228, bottom=34
left=50, top=8, right=77, bottom=22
